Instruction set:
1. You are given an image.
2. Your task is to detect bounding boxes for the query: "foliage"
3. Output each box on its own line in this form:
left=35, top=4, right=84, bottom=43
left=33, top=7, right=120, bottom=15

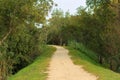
left=68, top=41, right=98, bottom=62
left=67, top=47, right=120, bottom=80
left=47, top=9, right=66, bottom=45
left=48, top=0, right=120, bottom=73
left=9, top=46, right=56, bottom=80
left=0, top=0, right=53, bottom=79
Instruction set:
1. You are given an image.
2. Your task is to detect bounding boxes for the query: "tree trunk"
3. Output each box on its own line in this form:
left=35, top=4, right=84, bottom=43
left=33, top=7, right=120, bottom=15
left=60, top=38, right=63, bottom=46
left=0, top=27, right=12, bottom=80
left=118, top=0, right=120, bottom=21
left=0, top=57, right=7, bottom=80
left=0, top=27, right=12, bottom=46
left=110, top=59, right=114, bottom=71
left=99, top=55, right=103, bottom=64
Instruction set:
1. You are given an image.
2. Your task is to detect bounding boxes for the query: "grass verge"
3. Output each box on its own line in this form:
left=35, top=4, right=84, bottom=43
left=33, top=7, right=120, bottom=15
left=9, top=46, right=56, bottom=80
left=67, top=47, right=120, bottom=80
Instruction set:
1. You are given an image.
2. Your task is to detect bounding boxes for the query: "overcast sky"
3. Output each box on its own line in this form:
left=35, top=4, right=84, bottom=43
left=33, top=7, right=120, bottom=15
left=53, top=0, right=86, bottom=14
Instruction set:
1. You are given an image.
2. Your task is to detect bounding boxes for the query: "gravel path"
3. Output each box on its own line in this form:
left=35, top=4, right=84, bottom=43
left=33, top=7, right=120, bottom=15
left=47, top=45, right=98, bottom=80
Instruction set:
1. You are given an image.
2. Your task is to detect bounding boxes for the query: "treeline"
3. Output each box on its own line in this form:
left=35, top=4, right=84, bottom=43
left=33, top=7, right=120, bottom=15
left=48, top=0, right=120, bottom=72
left=0, top=0, right=53, bottom=80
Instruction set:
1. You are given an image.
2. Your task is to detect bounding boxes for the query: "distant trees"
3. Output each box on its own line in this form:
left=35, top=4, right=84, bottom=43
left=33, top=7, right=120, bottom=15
left=0, top=0, right=53, bottom=80
left=48, top=9, right=84, bottom=45
left=47, top=9, right=65, bottom=45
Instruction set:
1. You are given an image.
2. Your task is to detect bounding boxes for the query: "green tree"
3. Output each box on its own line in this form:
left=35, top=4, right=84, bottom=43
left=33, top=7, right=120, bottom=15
left=0, top=0, right=53, bottom=79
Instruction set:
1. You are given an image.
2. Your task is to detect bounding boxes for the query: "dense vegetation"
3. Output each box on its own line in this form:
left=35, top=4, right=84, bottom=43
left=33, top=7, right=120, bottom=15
left=9, top=46, right=56, bottom=80
left=0, top=0, right=120, bottom=80
left=47, top=0, right=120, bottom=73
left=0, top=0, right=53, bottom=80
left=67, top=46, right=120, bottom=80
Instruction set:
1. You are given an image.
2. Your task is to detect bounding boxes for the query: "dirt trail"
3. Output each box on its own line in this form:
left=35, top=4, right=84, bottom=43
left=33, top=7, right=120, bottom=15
left=47, top=45, right=98, bottom=80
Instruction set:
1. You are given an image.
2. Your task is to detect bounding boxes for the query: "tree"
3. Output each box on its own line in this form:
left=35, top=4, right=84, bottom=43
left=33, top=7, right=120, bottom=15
left=0, top=0, right=53, bottom=79
left=0, top=0, right=53, bottom=45
left=48, top=9, right=65, bottom=45
left=86, top=0, right=120, bottom=71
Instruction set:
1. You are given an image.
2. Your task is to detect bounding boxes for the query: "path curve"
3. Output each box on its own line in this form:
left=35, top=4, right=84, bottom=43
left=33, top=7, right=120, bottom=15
left=47, top=45, right=98, bottom=80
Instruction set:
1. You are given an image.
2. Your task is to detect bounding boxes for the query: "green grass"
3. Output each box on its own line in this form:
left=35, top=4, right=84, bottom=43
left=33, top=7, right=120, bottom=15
left=9, top=46, right=56, bottom=80
left=67, top=47, right=120, bottom=80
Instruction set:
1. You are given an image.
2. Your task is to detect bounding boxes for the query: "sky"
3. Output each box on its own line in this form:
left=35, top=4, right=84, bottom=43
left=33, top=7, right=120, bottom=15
left=53, top=0, right=86, bottom=14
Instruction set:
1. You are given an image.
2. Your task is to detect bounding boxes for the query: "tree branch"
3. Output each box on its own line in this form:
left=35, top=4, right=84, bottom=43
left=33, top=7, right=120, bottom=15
left=0, top=27, right=12, bottom=46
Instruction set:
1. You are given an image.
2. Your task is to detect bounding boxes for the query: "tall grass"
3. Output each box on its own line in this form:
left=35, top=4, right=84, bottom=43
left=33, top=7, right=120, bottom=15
left=67, top=41, right=120, bottom=80
left=68, top=41, right=98, bottom=62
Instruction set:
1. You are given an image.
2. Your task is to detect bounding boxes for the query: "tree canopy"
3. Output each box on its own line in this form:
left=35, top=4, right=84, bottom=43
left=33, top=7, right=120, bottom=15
left=0, top=0, right=53, bottom=80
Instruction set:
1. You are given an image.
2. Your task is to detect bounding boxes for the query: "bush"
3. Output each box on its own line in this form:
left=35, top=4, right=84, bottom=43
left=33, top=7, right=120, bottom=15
left=68, top=41, right=98, bottom=62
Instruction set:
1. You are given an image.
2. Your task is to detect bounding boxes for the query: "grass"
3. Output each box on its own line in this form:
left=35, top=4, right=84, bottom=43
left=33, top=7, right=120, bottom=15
left=67, top=47, right=120, bottom=80
left=9, top=46, right=56, bottom=80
